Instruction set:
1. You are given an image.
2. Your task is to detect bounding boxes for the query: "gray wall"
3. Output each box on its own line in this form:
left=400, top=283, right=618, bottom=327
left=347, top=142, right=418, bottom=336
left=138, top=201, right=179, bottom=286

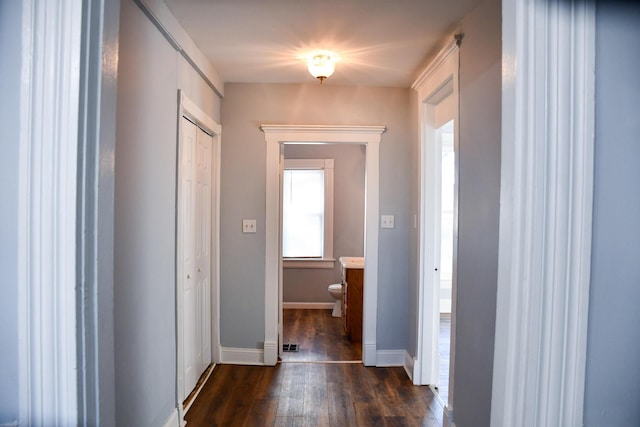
left=114, top=0, right=220, bottom=425
left=282, top=144, right=365, bottom=303
left=584, top=3, right=640, bottom=426
left=0, top=0, right=23, bottom=423
left=453, top=0, right=502, bottom=425
left=220, top=83, right=410, bottom=350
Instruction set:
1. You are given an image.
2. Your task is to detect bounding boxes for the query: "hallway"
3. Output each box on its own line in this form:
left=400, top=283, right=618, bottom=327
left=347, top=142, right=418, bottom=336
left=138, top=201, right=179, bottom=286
left=185, top=309, right=444, bottom=425
left=185, top=363, right=444, bottom=426
left=3, top=0, right=633, bottom=425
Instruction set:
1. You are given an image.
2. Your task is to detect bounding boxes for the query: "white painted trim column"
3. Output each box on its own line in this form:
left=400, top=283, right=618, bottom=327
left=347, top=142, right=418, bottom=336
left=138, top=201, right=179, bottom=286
left=491, top=1, right=595, bottom=426
left=18, top=0, right=83, bottom=424
left=261, top=125, right=385, bottom=366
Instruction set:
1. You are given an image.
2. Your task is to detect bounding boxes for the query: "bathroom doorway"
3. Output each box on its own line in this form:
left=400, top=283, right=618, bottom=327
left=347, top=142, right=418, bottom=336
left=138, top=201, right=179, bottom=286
left=280, top=143, right=365, bottom=362
left=261, top=124, right=385, bottom=367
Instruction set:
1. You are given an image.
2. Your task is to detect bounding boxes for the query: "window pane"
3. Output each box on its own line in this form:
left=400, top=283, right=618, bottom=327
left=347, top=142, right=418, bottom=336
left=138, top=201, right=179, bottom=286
left=283, top=169, right=324, bottom=257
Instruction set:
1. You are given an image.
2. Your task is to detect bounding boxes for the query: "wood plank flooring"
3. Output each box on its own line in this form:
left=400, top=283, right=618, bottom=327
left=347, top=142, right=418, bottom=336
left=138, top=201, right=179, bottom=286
left=185, top=309, right=444, bottom=426
left=185, top=364, right=444, bottom=426
left=281, top=308, right=361, bottom=362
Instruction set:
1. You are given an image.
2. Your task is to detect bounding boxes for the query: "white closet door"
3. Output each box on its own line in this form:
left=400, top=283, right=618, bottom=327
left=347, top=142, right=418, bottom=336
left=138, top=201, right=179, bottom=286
left=180, top=118, right=198, bottom=394
left=180, top=117, right=212, bottom=396
left=195, top=126, right=212, bottom=373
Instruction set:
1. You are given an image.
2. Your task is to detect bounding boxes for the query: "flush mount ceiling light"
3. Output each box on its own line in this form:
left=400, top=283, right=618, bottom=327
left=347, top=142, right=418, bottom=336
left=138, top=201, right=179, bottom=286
left=307, top=51, right=339, bottom=84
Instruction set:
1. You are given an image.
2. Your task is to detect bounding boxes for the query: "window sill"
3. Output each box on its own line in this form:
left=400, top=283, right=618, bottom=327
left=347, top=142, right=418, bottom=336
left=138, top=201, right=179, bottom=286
left=283, top=258, right=336, bottom=269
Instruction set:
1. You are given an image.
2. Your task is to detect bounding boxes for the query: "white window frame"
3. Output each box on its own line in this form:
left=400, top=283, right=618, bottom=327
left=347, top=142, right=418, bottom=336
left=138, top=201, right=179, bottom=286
left=282, top=158, right=335, bottom=269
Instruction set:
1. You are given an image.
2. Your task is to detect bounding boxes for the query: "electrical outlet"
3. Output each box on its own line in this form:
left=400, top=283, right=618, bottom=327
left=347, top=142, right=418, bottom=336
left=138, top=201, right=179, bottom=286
left=242, top=219, right=257, bottom=233
left=381, top=215, right=395, bottom=229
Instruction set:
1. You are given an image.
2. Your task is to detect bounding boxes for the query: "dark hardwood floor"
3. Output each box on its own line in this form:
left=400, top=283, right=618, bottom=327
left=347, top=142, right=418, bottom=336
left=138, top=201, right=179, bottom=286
left=185, top=309, right=444, bottom=426
left=281, top=308, right=361, bottom=362
left=185, top=363, right=444, bottom=426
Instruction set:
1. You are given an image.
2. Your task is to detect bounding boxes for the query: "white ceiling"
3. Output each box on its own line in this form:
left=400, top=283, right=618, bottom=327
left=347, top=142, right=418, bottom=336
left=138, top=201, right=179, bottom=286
left=163, top=0, right=482, bottom=87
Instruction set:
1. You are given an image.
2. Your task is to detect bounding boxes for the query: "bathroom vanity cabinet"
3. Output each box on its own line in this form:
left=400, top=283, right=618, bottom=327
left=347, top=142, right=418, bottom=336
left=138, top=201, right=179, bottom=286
left=342, top=267, right=363, bottom=342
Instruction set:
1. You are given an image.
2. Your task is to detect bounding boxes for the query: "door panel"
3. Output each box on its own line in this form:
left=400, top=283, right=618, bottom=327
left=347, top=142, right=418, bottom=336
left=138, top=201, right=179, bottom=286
left=181, top=118, right=198, bottom=393
left=195, top=126, right=212, bottom=373
left=180, top=118, right=213, bottom=397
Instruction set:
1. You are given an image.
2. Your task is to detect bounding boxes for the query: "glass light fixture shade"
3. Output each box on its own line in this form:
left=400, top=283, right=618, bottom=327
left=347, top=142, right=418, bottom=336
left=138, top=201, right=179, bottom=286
left=307, top=53, right=337, bottom=82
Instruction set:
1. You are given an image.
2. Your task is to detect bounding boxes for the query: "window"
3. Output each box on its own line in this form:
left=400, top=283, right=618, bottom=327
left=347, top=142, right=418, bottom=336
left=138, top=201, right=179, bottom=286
left=282, top=159, right=334, bottom=268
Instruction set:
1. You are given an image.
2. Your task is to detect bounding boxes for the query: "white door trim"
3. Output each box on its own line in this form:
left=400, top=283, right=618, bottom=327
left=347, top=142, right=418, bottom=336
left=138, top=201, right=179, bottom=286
left=18, top=0, right=83, bottom=424
left=176, top=91, right=222, bottom=421
left=412, top=39, right=459, bottom=398
left=261, top=125, right=385, bottom=366
left=491, top=1, right=595, bottom=426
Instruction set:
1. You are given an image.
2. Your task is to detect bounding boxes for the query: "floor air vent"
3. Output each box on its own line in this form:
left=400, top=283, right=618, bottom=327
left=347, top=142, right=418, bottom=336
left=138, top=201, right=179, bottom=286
left=282, top=343, right=299, bottom=352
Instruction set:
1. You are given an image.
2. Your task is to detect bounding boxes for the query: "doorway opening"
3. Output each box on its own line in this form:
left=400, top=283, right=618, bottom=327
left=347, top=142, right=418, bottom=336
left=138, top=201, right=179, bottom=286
left=279, top=144, right=366, bottom=362
left=261, top=124, right=385, bottom=367
left=437, top=119, right=455, bottom=404
left=413, top=40, right=459, bottom=416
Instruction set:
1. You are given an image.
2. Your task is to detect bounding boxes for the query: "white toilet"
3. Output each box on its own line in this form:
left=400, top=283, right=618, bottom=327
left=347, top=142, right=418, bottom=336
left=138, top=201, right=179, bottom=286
left=328, top=283, right=343, bottom=317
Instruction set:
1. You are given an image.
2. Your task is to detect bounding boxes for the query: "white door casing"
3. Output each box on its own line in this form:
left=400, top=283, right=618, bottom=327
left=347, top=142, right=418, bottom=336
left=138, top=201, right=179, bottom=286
left=491, top=1, right=595, bottom=426
left=262, top=125, right=385, bottom=366
left=18, top=0, right=83, bottom=424
left=278, top=150, right=285, bottom=358
left=412, top=39, right=460, bottom=402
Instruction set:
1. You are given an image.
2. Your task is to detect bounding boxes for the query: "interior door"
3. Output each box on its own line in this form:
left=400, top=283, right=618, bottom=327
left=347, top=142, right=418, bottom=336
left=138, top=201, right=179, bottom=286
left=180, top=117, right=212, bottom=396
left=195, top=126, right=212, bottom=369
left=181, top=117, right=198, bottom=394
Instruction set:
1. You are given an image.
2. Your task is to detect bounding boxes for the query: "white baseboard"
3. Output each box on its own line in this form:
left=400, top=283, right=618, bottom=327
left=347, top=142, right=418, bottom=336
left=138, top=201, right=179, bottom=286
left=283, top=302, right=334, bottom=309
left=263, top=341, right=278, bottom=366
left=220, top=344, right=410, bottom=372
left=162, top=408, right=180, bottom=427
left=363, top=343, right=377, bottom=366
left=375, top=350, right=406, bottom=367
left=220, top=347, right=264, bottom=365
left=403, top=351, right=414, bottom=381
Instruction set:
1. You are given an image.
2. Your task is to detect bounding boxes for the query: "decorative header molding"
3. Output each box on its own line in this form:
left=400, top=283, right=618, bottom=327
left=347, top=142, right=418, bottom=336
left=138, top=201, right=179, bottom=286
left=261, top=124, right=386, bottom=136
left=412, top=38, right=459, bottom=90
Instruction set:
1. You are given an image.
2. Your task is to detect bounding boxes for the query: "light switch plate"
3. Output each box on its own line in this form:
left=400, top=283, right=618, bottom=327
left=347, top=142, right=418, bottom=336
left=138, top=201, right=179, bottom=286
left=381, top=215, right=395, bottom=229
left=243, top=219, right=257, bottom=233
